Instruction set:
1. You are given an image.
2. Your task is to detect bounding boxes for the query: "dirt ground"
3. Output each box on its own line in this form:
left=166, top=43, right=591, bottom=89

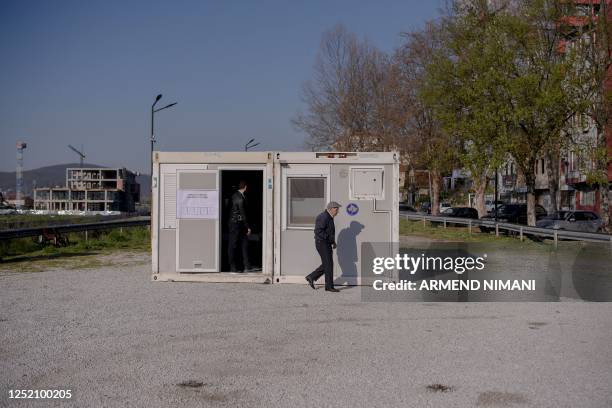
left=1, top=248, right=611, bottom=407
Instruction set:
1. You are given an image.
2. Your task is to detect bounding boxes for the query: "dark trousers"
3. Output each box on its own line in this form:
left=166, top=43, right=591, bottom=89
left=307, top=240, right=334, bottom=289
left=228, top=222, right=250, bottom=271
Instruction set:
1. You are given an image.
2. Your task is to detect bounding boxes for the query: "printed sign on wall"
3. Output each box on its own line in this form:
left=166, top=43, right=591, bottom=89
left=177, top=189, right=219, bottom=219
left=346, top=202, right=359, bottom=216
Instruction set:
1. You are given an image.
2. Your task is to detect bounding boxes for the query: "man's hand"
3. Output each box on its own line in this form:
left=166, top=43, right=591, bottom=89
left=247, top=228, right=252, bottom=236
left=332, top=243, right=337, bottom=249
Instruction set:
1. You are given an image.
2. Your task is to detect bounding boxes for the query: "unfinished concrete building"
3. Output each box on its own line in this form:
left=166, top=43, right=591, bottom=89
left=34, top=167, right=140, bottom=212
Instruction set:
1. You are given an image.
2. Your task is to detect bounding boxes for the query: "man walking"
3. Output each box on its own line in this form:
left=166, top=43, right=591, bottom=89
left=228, top=180, right=253, bottom=272
left=305, top=201, right=341, bottom=292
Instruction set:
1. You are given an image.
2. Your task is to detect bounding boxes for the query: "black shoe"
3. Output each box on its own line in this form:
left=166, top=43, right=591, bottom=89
left=305, top=276, right=316, bottom=290
left=325, top=287, right=340, bottom=292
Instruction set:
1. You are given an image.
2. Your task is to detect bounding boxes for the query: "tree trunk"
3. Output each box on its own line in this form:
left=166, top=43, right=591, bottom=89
left=525, top=170, right=537, bottom=226
left=599, top=184, right=610, bottom=232
left=473, top=172, right=488, bottom=218
left=545, top=147, right=560, bottom=215
left=526, top=188, right=536, bottom=226
left=596, top=126, right=611, bottom=232
left=431, top=170, right=441, bottom=216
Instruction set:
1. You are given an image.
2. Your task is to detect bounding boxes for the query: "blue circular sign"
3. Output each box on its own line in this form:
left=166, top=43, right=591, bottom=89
left=346, top=203, right=359, bottom=216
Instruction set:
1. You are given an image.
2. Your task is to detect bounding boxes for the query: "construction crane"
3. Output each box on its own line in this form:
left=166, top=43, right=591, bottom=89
left=16, top=141, right=27, bottom=210
left=68, top=145, right=86, bottom=167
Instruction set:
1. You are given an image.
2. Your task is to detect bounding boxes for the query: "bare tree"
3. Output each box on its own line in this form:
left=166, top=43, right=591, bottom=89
left=293, top=25, right=396, bottom=152
left=292, top=26, right=408, bottom=151
left=395, top=21, right=459, bottom=215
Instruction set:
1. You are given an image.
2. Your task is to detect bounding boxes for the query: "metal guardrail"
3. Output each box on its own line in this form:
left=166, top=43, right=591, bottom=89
left=0, top=213, right=137, bottom=231
left=401, top=213, right=612, bottom=245
left=0, top=216, right=151, bottom=241
left=2, top=212, right=609, bottom=245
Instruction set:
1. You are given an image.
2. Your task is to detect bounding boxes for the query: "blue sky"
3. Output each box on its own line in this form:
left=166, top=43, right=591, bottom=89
left=0, top=0, right=443, bottom=173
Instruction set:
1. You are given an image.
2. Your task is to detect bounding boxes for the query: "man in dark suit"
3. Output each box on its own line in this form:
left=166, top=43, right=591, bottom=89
left=305, top=201, right=341, bottom=292
left=228, top=180, right=253, bottom=272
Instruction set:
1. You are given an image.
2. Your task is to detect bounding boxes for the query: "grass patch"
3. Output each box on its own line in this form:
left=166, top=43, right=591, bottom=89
left=0, top=214, right=129, bottom=230
left=400, top=218, right=547, bottom=248
left=0, top=227, right=150, bottom=271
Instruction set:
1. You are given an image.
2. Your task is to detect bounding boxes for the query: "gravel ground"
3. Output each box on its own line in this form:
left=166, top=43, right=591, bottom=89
left=1, top=252, right=612, bottom=408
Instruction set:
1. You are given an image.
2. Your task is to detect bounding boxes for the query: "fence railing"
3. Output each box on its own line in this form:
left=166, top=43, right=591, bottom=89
left=1, top=213, right=610, bottom=246
left=0, top=212, right=137, bottom=231
left=0, top=216, right=151, bottom=241
left=401, top=213, right=612, bottom=246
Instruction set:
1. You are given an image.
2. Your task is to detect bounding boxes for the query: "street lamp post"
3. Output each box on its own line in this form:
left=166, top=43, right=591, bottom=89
left=245, top=138, right=260, bottom=151
left=150, top=94, right=177, bottom=208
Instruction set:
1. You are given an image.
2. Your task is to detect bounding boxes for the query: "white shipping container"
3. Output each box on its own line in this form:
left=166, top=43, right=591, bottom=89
left=151, top=151, right=399, bottom=284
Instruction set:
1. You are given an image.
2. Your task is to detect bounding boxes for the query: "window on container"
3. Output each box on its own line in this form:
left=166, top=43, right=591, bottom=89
left=288, top=177, right=326, bottom=227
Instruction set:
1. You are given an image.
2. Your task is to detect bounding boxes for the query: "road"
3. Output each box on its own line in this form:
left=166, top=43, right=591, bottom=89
left=1, top=250, right=611, bottom=407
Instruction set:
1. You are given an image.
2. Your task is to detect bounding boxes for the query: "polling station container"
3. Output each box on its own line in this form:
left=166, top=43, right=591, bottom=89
left=151, top=151, right=399, bottom=284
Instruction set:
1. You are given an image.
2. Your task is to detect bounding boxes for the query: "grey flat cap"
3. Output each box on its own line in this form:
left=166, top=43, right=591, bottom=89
left=327, top=201, right=342, bottom=209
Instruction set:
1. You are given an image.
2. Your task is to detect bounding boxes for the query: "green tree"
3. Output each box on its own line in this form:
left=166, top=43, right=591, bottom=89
left=499, top=0, right=582, bottom=225
left=421, top=0, right=512, bottom=217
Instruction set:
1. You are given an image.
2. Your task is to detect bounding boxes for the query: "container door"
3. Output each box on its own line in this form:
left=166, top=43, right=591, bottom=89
left=279, top=164, right=331, bottom=279
left=176, top=169, right=219, bottom=272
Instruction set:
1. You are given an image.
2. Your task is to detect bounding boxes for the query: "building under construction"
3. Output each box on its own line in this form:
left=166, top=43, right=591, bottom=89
left=34, top=167, right=140, bottom=212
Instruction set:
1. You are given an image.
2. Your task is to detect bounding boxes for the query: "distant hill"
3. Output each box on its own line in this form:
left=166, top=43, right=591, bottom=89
left=0, top=163, right=151, bottom=199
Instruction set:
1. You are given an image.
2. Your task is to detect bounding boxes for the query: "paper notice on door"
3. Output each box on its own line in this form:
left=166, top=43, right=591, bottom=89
left=177, top=189, right=219, bottom=219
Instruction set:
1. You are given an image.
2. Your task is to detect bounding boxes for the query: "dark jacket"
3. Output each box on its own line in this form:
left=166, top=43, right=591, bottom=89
left=314, top=210, right=335, bottom=246
left=229, top=190, right=249, bottom=228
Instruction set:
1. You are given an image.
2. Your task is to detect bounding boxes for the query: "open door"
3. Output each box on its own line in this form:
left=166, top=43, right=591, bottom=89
left=176, top=169, right=219, bottom=272
left=219, top=169, right=264, bottom=272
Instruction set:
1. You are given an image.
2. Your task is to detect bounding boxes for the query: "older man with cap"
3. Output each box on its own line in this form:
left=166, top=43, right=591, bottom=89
left=305, top=201, right=341, bottom=292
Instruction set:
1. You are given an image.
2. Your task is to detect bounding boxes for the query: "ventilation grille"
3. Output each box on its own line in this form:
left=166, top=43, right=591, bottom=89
left=163, top=173, right=177, bottom=229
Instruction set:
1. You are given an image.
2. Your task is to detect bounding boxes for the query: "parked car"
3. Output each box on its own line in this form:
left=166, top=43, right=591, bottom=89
left=419, top=202, right=431, bottom=214
left=441, top=207, right=479, bottom=219
left=399, top=202, right=417, bottom=213
left=439, top=201, right=452, bottom=213
left=440, top=207, right=479, bottom=226
left=536, top=210, right=603, bottom=233
left=485, top=200, right=504, bottom=213
left=479, top=204, right=547, bottom=232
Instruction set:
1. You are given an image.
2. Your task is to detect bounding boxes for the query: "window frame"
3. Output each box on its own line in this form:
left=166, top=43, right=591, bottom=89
left=286, top=176, right=328, bottom=228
